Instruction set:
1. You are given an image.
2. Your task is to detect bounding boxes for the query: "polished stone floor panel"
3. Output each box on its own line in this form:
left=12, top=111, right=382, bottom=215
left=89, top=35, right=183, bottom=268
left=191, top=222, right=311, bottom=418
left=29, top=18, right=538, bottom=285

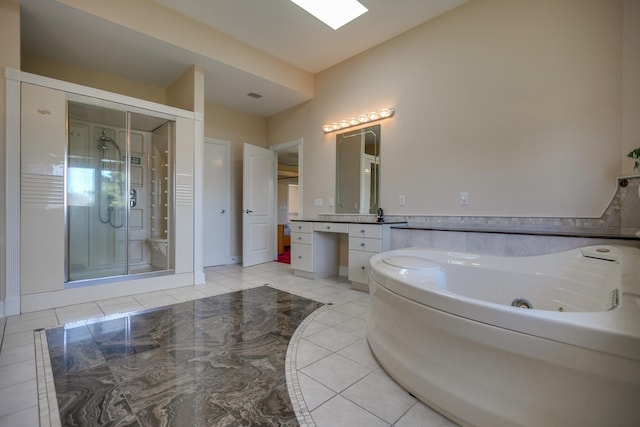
left=45, top=286, right=323, bottom=426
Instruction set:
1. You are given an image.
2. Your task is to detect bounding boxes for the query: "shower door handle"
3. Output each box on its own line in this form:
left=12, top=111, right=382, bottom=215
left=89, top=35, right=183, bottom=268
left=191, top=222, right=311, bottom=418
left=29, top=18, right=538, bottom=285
left=130, top=188, right=137, bottom=207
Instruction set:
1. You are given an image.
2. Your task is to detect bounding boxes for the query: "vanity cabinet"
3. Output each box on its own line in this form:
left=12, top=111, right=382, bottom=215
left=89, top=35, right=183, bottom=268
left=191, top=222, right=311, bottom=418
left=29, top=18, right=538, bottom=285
left=291, top=221, right=403, bottom=289
left=348, top=223, right=394, bottom=291
left=291, top=222, right=313, bottom=273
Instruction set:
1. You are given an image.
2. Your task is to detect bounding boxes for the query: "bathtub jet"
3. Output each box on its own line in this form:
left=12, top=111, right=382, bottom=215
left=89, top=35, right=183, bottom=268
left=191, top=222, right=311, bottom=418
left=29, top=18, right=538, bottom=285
left=367, top=246, right=640, bottom=427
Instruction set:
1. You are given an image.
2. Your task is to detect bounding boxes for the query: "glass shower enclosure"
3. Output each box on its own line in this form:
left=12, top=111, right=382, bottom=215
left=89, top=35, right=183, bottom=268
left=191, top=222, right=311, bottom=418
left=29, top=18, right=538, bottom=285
left=66, top=100, right=175, bottom=284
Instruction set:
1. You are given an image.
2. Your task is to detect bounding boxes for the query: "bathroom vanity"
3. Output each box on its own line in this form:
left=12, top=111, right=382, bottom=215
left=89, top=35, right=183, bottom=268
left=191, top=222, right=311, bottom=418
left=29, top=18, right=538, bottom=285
left=290, top=220, right=405, bottom=291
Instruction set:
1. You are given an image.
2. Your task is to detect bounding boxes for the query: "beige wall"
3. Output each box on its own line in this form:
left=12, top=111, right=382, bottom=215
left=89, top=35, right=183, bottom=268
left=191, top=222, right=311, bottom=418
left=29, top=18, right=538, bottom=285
left=204, top=102, right=267, bottom=258
left=1, top=0, right=21, bottom=305
left=623, top=0, right=640, bottom=175
left=268, top=0, right=634, bottom=219
left=22, top=53, right=166, bottom=104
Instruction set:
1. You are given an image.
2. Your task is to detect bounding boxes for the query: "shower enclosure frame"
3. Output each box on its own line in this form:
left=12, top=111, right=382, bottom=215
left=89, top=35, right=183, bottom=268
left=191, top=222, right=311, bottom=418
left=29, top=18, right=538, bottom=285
left=64, top=93, right=176, bottom=288
left=5, top=69, right=199, bottom=315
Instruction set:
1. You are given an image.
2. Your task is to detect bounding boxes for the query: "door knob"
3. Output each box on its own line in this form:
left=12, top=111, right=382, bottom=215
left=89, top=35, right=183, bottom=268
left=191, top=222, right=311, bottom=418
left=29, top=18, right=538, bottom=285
left=245, top=209, right=253, bottom=214
left=220, top=209, right=226, bottom=214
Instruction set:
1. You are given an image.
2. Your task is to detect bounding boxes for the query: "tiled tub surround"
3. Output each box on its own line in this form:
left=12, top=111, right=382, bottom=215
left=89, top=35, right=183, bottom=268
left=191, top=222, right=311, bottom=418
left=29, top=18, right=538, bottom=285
left=321, top=176, right=640, bottom=256
left=1, top=262, right=455, bottom=427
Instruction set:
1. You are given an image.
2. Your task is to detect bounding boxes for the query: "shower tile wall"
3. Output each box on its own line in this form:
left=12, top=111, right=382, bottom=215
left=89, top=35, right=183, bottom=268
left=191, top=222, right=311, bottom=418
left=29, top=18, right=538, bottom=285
left=120, top=129, right=150, bottom=272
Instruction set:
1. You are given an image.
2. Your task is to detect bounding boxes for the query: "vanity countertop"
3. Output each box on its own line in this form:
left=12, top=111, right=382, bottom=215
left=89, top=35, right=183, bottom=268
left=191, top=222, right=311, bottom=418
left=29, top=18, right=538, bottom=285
left=290, top=220, right=407, bottom=225
left=392, top=224, right=640, bottom=240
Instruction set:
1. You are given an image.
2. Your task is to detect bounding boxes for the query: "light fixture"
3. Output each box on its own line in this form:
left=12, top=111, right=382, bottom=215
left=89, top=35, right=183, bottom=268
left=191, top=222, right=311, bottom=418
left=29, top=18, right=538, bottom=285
left=322, top=108, right=395, bottom=133
left=290, top=0, right=368, bottom=30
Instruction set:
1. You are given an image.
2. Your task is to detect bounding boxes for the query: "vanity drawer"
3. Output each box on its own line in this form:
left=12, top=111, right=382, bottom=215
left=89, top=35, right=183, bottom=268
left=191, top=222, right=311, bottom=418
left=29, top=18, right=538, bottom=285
left=348, top=237, right=382, bottom=253
left=314, top=222, right=349, bottom=233
left=291, top=243, right=313, bottom=272
left=291, top=232, right=313, bottom=245
left=291, top=222, right=313, bottom=233
left=348, top=223, right=382, bottom=239
left=348, top=250, right=374, bottom=285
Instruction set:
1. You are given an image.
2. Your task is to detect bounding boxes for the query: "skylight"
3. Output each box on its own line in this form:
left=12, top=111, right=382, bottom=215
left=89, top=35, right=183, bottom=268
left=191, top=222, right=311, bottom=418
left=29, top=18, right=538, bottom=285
left=290, top=0, right=368, bottom=30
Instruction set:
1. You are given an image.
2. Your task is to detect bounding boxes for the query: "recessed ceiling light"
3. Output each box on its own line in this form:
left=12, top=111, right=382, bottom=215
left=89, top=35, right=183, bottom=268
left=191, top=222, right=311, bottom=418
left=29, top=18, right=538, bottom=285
left=247, top=92, right=263, bottom=99
left=290, top=0, right=368, bottom=30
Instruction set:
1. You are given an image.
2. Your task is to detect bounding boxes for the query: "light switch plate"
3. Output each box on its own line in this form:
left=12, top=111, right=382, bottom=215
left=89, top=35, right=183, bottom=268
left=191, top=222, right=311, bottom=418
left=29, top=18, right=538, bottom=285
left=460, top=192, right=469, bottom=205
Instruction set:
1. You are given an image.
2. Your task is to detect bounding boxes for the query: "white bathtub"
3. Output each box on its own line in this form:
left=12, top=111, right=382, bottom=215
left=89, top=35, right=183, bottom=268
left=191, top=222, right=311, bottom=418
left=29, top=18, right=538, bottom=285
left=367, top=246, right=640, bottom=427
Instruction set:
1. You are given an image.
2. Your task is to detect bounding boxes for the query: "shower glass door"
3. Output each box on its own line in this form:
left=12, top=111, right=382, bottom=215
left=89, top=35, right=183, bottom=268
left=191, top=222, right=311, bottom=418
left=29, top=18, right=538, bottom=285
left=66, top=100, right=174, bottom=283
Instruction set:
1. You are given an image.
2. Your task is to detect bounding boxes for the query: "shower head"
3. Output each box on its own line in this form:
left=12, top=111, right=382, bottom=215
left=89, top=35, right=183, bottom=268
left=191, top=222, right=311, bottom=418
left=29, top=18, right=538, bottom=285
left=97, top=130, right=119, bottom=152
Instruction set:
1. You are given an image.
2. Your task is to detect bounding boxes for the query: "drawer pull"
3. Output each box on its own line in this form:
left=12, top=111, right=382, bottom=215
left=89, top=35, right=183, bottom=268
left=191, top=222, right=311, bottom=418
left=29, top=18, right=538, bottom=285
left=326, top=226, right=331, bottom=230
left=298, top=256, right=302, bottom=259
left=298, top=236, right=302, bottom=240
left=361, top=266, right=365, bottom=270
left=360, top=243, right=365, bottom=247
left=360, top=229, right=365, bottom=233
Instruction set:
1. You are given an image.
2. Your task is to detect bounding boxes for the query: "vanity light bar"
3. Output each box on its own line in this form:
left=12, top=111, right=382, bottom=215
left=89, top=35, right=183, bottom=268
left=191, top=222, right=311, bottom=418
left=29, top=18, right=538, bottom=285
left=322, top=108, right=395, bottom=133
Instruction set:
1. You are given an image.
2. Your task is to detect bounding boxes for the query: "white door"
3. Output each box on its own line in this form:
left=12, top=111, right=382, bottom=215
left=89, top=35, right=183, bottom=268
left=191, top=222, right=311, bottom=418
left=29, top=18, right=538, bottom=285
left=243, top=143, right=276, bottom=267
left=203, top=138, right=230, bottom=266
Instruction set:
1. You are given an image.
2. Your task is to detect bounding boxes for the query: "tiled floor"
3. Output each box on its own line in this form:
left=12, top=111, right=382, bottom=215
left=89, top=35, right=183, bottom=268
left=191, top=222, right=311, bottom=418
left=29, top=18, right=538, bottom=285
left=0, top=262, right=457, bottom=426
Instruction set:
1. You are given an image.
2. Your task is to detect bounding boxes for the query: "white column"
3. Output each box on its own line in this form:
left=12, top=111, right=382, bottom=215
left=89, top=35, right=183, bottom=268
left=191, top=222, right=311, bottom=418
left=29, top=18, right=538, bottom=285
left=4, top=67, right=21, bottom=315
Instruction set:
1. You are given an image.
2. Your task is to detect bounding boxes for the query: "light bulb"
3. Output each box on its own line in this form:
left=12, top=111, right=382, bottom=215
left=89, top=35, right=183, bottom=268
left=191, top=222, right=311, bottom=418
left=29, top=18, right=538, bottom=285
left=379, top=108, right=393, bottom=118
left=322, top=124, right=333, bottom=132
left=368, top=111, right=380, bottom=120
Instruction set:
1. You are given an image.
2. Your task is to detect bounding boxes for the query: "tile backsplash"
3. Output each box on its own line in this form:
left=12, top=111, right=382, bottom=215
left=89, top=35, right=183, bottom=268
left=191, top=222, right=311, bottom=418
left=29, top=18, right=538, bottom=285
left=320, top=176, right=640, bottom=236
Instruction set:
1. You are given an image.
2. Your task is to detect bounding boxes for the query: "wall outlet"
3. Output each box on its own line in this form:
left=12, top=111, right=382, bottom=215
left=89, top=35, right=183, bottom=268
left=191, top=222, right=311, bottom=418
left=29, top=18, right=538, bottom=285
left=314, top=198, right=323, bottom=207
left=399, top=195, right=406, bottom=206
left=459, top=192, right=469, bottom=206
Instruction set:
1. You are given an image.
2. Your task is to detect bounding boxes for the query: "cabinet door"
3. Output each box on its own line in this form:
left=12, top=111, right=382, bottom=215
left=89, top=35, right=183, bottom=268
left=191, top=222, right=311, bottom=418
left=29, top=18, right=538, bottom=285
left=348, top=250, right=374, bottom=285
left=291, top=243, right=313, bottom=272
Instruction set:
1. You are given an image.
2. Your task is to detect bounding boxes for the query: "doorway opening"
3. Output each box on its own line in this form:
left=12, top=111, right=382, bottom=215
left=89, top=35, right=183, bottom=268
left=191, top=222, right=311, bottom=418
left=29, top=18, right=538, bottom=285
left=274, top=139, right=302, bottom=264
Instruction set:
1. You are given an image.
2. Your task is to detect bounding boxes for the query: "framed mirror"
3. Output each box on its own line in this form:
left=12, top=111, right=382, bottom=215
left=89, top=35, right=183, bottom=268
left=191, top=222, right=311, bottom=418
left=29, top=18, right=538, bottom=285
left=336, top=124, right=380, bottom=214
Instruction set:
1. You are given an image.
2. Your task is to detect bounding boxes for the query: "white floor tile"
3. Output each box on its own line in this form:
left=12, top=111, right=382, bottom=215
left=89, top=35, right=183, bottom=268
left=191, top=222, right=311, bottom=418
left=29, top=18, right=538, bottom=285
left=334, top=301, right=369, bottom=317
left=0, top=360, right=37, bottom=389
left=55, top=302, right=104, bottom=325
left=394, top=401, right=460, bottom=427
left=337, top=339, right=381, bottom=370
left=301, top=353, right=371, bottom=393
left=296, top=338, right=332, bottom=368
left=133, top=291, right=178, bottom=309
left=333, top=316, right=367, bottom=337
left=343, top=370, right=416, bottom=423
left=311, top=395, right=388, bottom=427
left=305, top=326, right=359, bottom=352
left=0, top=331, right=35, bottom=349
left=312, top=309, right=354, bottom=326
left=3, top=315, right=58, bottom=335
left=0, top=343, right=35, bottom=367
left=298, top=372, right=336, bottom=411
left=0, top=380, right=38, bottom=417
left=0, top=405, right=39, bottom=427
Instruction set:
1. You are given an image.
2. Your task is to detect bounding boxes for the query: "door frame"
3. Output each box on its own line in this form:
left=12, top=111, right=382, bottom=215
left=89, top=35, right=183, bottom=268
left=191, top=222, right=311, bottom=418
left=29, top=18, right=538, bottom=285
left=271, top=138, right=303, bottom=252
left=203, top=137, right=231, bottom=266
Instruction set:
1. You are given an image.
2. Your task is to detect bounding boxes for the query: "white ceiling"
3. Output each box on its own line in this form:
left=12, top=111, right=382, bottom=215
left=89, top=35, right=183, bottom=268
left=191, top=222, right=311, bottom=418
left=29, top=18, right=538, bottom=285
left=18, top=0, right=467, bottom=117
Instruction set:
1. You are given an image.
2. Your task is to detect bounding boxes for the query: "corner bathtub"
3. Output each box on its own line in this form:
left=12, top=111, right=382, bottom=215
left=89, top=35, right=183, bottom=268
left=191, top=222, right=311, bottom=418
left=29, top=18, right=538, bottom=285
left=367, top=246, right=640, bottom=427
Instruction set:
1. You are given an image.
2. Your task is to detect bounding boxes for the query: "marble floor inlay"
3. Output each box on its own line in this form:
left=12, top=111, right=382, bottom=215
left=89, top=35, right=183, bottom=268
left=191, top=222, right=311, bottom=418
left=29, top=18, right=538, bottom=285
left=44, top=286, right=323, bottom=426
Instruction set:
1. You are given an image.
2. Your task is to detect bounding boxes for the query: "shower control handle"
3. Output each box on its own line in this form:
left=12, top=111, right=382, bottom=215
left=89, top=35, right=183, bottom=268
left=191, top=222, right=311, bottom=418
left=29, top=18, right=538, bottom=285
left=130, top=188, right=137, bottom=208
